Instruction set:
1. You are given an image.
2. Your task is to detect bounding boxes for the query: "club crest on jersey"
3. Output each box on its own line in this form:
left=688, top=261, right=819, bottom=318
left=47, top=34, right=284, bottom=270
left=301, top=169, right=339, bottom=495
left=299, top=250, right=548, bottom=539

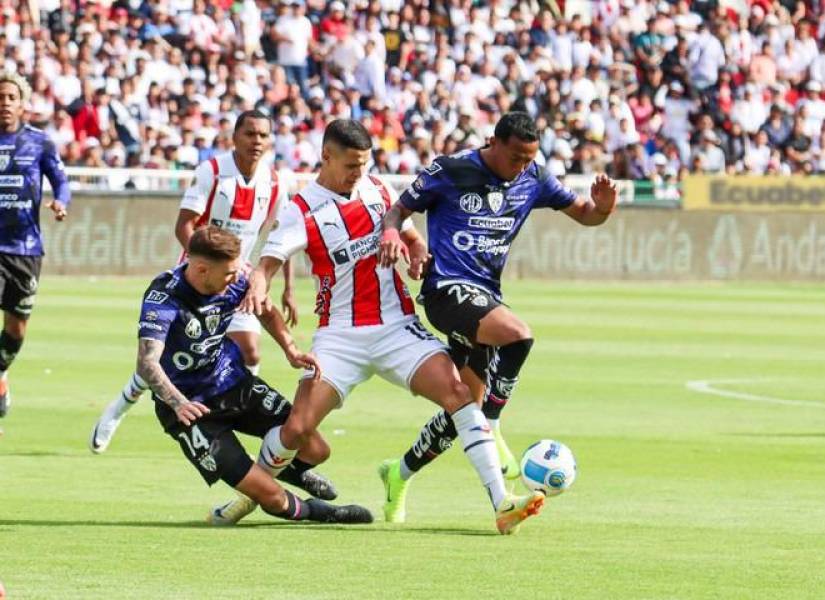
left=486, top=191, right=504, bottom=213
left=459, top=193, right=483, bottom=214
left=366, top=201, right=385, bottom=216
left=0, top=154, right=9, bottom=170
left=205, top=314, right=221, bottom=335
left=185, top=318, right=202, bottom=339
left=199, top=454, right=218, bottom=472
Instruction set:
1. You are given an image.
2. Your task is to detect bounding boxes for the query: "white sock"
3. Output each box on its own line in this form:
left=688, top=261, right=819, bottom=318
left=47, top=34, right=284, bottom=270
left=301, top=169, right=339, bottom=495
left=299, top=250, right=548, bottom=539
left=487, top=417, right=500, bottom=430
left=452, top=403, right=507, bottom=509
left=247, top=363, right=260, bottom=376
left=0, top=369, right=6, bottom=380
left=257, top=426, right=297, bottom=477
left=107, top=373, right=146, bottom=419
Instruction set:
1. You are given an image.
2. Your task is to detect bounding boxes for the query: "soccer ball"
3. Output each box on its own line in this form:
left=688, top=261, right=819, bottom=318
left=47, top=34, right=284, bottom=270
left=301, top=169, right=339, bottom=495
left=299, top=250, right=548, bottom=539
left=520, top=439, right=577, bottom=496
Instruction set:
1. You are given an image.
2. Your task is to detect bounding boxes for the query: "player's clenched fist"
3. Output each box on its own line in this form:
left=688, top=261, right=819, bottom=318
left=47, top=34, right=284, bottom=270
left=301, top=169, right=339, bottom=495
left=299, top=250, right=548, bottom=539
left=378, top=228, right=409, bottom=267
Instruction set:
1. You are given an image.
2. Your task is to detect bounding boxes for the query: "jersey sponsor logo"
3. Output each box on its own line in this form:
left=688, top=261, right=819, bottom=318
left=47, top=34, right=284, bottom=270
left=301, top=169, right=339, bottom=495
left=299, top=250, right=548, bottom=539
left=210, top=218, right=225, bottom=228
left=190, top=333, right=223, bottom=355
left=0, top=198, right=32, bottom=209
left=451, top=231, right=510, bottom=255
left=205, top=314, right=221, bottom=335
left=468, top=216, right=515, bottom=230
left=185, top=318, right=202, bottom=339
left=321, top=220, right=341, bottom=230
left=0, top=155, right=9, bottom=170
left=145, top=291, right=169, bottom=304
left=486, top=191, right=504, bottom=213
left=459, top=193, right=483, bottom=214
left=471, top=294, right=489, bottom=307
left=366, top=201, right=385, bottom=216
left=412, top=175, right=426, bottom=191
left=139, top=321, right=163, bottom=331
left=331, top=232, right=381, bottom=265
left=423, top=162, right=443, bottom=176
left=0, top=175, right=24, bottom=187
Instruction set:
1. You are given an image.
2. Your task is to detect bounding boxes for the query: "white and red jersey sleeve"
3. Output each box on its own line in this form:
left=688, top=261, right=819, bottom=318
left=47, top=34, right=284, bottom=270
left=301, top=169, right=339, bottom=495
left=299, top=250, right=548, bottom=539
left=261, top=199, right=308, bottom=261
left=180, top=157, right=219, bottom=219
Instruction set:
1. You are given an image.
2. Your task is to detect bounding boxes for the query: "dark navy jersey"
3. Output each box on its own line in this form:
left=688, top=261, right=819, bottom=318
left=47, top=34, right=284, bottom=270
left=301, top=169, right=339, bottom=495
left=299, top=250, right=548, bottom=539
left=138, top=264, right=249, bottom=404
left=0, top=124, right=71, bottom=256
left=399, top=149, right=577, bottom=300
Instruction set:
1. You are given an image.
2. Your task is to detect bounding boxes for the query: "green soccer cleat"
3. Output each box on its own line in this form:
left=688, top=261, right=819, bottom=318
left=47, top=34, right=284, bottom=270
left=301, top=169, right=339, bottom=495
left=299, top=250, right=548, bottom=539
left=495, top=491, right=545, bottom=535
left=378, top=458, right=411, bottom=524
left=207, top=493, right=258, bottom=526
left=491, top=421, right=520, bottom=480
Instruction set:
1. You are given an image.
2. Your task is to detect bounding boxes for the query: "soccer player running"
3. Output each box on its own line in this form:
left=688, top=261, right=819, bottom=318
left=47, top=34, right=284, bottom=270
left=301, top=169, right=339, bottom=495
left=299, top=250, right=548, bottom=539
left=0, top=72, right=70, bottom=418
left=376, top=111, right=617, bottom=523
left=90, top=112, right=302, bottom=460
left=137, top=226, right=371, bottom=525
left=220, top=118, right=544, bottom=534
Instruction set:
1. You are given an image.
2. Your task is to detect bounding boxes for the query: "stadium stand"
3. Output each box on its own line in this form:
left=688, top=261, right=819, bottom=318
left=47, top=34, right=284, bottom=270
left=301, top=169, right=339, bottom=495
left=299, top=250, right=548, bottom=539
left=8, top=0, right=825, bottom=186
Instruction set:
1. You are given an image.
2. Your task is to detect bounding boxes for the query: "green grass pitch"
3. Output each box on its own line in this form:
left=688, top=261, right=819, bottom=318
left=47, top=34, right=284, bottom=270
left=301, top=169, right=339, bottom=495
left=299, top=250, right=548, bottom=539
left=2, top=277, right=825, bottom=599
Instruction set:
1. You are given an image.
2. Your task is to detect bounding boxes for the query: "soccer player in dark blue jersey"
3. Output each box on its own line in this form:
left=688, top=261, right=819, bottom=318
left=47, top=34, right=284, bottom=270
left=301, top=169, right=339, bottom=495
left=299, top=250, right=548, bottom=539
left=0, top=72, right=70, bottom=418
left=136, top=226, right=371, bottom=525
left=376, top=112, right=617, bottom=522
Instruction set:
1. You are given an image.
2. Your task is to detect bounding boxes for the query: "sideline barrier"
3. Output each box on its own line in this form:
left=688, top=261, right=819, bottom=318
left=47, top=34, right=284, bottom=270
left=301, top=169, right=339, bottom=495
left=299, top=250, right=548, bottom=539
left=40, top=194, right=825, bottom=280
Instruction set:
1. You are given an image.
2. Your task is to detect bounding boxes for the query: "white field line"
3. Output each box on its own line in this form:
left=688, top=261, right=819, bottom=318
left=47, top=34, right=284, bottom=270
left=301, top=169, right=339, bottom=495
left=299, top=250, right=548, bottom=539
left=685, top=379, right=825, bottom=409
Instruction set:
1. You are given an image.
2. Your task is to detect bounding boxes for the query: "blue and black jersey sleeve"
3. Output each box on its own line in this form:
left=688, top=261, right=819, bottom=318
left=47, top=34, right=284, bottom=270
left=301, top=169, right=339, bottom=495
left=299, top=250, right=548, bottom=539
left=533, top=165, right=577, bottom=210
left=399, top=160, right=448, bottom=213
left=40, top=136, right=71, bottom=206
left=137, top=289, right=177, bottom=342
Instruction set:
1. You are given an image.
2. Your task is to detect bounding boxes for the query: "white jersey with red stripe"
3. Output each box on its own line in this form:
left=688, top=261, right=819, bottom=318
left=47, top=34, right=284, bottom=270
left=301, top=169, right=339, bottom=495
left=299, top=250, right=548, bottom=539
left=261, top=175, right=416, bottom=329
left=180, top=151, right=286, bottom=261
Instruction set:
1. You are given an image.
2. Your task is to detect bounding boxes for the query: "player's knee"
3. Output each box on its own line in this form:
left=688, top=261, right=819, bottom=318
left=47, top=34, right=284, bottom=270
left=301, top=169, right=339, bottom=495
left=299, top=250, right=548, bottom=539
left=441, top=379, right=472, bottom=413
left=282, top=419, right=314, bottom=450
left=499, top=320, right=531, bottom=344
left=242, top=347, right=261, bottom=368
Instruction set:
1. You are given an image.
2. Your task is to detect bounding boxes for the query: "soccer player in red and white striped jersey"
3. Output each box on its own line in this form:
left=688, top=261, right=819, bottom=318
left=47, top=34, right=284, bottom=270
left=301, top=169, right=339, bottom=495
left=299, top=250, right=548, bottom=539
left=213, top=119, right=545, bottom=534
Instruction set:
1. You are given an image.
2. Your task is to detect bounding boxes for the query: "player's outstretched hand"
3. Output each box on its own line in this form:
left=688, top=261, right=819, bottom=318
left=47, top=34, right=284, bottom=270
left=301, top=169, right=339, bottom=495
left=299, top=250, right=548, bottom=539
left=591, top=174, right=618, bottom=217
left=286, top=349, right=322, bottom=379
left=47, top=201, right=67, bottom=221
left=175, top=401, right=210, bottom=426
left=378, top=228, right=409, bottom=268
left=241, top=269, right=272, bottom=316
left=282, top=288, right=298, bottom=327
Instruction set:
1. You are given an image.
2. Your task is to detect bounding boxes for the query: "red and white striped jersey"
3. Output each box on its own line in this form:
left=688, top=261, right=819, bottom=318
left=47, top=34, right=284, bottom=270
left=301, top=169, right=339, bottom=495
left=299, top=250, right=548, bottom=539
left=261, top=175, right=416, bottom=329
left=180, top=151, right=287, bottom=261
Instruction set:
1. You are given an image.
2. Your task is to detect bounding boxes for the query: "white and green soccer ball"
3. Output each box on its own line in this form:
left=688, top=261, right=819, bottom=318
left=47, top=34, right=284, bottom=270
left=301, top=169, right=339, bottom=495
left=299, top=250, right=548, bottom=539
left=520, top=440, right=577, bottom=497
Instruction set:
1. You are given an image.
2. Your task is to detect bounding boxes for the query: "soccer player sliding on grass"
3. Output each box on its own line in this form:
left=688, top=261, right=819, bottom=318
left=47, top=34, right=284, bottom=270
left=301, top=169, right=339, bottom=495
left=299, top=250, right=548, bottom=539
left=135, top=226, right=370, bottom=525
left=377, top=111, right=617, bottom=523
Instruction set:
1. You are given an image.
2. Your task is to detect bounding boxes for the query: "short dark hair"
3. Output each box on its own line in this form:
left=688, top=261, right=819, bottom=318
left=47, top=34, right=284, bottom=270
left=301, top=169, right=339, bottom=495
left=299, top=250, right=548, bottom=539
left=494, top=112, right=539, bottom=143
left=323, top=119, right=373, bottom=150
left=234, top=109, right=271, bottom=134
left=188, top=226, right=241, bottom=261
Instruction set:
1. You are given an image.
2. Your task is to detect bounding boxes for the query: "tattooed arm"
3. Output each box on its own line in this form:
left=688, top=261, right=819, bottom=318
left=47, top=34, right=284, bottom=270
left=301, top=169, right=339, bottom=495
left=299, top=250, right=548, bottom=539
left=136, top=338, right=210, bottom=426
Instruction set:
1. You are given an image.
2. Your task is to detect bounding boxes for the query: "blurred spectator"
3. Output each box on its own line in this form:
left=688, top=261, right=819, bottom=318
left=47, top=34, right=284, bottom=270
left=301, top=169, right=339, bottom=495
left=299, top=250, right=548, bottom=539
left=1, top=0, right=821, bottom=181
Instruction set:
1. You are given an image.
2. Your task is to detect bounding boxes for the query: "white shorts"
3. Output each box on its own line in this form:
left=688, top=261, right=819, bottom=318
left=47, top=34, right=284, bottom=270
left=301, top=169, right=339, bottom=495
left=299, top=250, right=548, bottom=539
left=305, top=315, right=448, bottom=405
left=226, top=311, right=262, bottom=335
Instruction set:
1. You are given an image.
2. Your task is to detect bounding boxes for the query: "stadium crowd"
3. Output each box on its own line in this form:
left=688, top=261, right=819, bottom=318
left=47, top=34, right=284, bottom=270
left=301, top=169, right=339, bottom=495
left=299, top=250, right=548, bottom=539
left=6, top=0, right=825, bottom=184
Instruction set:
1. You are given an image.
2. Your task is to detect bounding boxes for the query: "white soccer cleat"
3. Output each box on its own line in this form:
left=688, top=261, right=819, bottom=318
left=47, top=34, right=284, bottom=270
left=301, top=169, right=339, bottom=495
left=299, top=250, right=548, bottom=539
left=207, top=494, right=258, bottom=526
left=89, top=405, right=126, bottom=454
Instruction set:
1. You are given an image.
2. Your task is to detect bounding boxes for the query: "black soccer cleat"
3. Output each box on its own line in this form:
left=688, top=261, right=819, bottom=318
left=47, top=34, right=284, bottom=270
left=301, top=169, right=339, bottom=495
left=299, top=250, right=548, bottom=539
left=306, top=499, right=374, bottom=524
left=299, top=470, right=338, bottom=501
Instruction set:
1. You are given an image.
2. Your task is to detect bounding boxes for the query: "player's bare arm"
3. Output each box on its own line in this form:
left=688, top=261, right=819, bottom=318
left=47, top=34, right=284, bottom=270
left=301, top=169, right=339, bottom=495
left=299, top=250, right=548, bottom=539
left=174, top=209, right=201, bottom=250
left=281, top=258, right=298, bottom=327
left=241, top=256, right=283, bottom=315
left=256, top=304, right=321, bottom=379
left=136, top=338, right=210, bottom=426
left=378, top=202, right=414, bottom=267
left=562, top=174, right=618, bottom=226
left=401, top=227, right=430, bottom=280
